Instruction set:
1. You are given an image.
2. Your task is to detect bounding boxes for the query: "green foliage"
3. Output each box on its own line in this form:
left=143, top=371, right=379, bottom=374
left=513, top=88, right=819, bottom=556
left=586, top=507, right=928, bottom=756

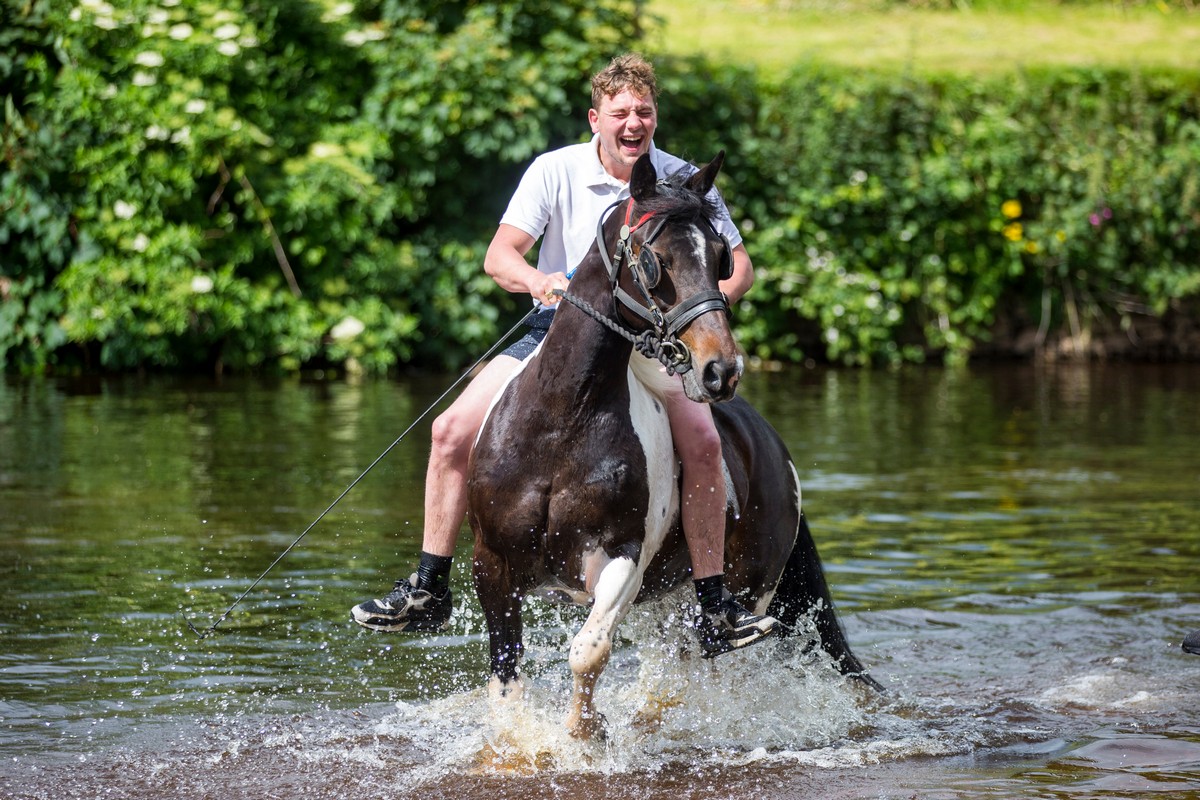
left=2, top=0, right=638, bottom=374
left=3, top=0, right=1199, bottom=374
left=715, top=67, right=1200, bottom=365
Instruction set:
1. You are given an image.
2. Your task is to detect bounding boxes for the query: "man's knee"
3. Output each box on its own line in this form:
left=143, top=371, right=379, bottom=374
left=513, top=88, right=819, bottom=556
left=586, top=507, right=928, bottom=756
left=676, top=418, right=723, bottom=467
left=430, top=408, right=477, bottom=461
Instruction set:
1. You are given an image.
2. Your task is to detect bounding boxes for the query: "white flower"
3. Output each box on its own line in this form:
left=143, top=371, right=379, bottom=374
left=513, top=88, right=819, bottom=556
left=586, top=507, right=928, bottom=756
left=168, top=23, right=193, bottom=39
left=311, top=142, right=340, bottom=158
left=217, top=41, right=240, bottom=57
left=94, top=15, right=118, bottom=30
left=213, top=23, right=239, bottom=40
left=132, top=71, right=156, bottom=87
left=185, top=99, right=207, bottom=114
left=114, top=200, right=136, bottom=219
left=191, top=275, right=214, bottom=294
left=330, top=316, right=365, bottom=341
left=170, top=126, right=191, bottom=144
left=343, top=28, right=384, bottom=46
left=145, top=125, right=169, bottom=140
left=147, top=9, right=169, bottom=24
left=131, top=233, right=150, bottom=252
left=134, top=51, right=164, bottom=67
left=69, top=8, right=82, bottom=21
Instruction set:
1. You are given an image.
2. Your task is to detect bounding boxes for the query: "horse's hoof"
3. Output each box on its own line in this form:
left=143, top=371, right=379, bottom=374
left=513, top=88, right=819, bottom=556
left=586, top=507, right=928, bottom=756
left=631, top=690, right=686, bottom=734
left=488, top=675, right=525, bottom=702
left=566, top=710, right=608, bottom=741
left=1183, top=630, right=1200, bottom=655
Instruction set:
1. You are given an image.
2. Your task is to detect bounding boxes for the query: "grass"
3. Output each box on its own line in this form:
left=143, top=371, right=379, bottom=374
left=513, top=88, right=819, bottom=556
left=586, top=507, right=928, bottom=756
left=643, top=1, right=1200, bottom=77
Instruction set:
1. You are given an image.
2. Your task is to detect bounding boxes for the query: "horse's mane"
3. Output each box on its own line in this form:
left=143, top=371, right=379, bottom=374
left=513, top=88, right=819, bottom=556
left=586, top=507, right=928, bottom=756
left=633, top=166, right=721, bottom=226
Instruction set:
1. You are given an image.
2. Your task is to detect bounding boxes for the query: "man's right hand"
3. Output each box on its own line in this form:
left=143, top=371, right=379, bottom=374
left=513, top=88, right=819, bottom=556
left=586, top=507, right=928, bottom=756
left=535, top=271, right=570, bottom=306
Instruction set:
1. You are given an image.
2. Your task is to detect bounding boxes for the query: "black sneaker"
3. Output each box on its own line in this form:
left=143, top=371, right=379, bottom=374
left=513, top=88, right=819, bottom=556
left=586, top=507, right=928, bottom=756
left=350, top=574, right=452, bottom=633
left=691, top=590, right=779, bottom=659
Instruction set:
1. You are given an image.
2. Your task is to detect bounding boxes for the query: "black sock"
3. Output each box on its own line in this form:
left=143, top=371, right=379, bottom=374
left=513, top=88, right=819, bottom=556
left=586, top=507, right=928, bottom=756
left=416, top=551, right=453, bottom=595
left=693, top=574, right=725, bottom=612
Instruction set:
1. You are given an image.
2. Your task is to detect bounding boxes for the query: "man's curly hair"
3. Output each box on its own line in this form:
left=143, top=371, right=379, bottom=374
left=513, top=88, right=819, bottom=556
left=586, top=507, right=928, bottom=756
left=591, top=53, right=658, bottom=109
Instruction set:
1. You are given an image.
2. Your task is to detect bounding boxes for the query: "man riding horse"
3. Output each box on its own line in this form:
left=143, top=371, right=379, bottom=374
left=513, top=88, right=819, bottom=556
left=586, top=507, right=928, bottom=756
left=351, top=53, right=777, bottom=657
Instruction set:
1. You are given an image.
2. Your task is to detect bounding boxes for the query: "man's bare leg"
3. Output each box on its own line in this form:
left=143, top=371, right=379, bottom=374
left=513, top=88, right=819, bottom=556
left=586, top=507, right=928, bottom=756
left=351, top=355, right=522, bottom=631
left=421, top=354, right=523, bottom=557
left=664, top=377, right=778, bottom=657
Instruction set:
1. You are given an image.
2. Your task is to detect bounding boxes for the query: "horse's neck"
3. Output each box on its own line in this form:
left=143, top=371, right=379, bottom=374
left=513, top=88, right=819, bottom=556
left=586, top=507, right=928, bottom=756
left=539, top=305, right=632, bottom=401
left=537, top=257, right=635, bottom=405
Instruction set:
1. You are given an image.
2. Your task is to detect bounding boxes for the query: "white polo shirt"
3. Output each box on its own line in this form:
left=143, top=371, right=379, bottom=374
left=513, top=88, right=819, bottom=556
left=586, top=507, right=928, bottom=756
left=499, top=135, right=743, bottom=279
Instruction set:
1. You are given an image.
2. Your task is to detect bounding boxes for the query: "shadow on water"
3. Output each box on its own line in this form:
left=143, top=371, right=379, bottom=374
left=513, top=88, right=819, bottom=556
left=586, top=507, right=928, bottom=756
left=2, top=364, right=1199, bottom=798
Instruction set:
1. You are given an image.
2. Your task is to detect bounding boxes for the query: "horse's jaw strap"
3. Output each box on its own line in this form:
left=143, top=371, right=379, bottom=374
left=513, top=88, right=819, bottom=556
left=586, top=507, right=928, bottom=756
left=589, top=199, right=731, bottom=374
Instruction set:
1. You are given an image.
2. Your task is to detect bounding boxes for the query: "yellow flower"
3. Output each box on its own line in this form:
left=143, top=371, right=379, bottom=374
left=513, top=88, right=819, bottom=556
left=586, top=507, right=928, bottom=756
left=1025, top=240, right=1040, bottom=254
left=1001, top=199, right=1022, bottom=219
left=1003, top=222, right=1023, bottom=242
left=1055, top=230, right=1067, bottom=243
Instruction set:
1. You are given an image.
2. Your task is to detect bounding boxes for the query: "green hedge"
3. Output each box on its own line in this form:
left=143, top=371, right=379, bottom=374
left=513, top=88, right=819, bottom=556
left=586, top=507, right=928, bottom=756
left=660, top=60, right=1200, bottom=365
left=1, top=0, right=633, bottom=374
left=4, top=1, right=1199, bottom=374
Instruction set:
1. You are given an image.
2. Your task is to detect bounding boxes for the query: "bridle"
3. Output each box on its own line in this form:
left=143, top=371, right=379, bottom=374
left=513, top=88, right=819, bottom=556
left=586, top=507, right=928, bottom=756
left=554, top=196, right=732, bottom=376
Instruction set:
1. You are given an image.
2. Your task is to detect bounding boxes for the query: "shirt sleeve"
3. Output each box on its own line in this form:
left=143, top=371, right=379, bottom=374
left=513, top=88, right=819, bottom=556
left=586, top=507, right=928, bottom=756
left=708, top=187, right=743, bottom=249
left=499, top=155, right=554, bottom=241
left=655, top=150, right=743, bottom=248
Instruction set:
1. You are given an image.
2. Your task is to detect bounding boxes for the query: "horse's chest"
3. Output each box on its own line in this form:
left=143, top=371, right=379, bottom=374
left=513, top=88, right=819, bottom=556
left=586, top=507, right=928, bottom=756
left=473, top=363, right=677, bottom=565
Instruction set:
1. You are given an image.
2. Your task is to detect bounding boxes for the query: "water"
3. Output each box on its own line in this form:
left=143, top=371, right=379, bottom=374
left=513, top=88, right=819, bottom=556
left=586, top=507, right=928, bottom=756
left=2, top=364, right=1199, bottom=798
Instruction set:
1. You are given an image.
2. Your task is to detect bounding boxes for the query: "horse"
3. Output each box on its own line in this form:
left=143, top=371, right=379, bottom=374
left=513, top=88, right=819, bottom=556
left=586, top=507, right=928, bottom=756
left=466, top=151, right=876, bottom=740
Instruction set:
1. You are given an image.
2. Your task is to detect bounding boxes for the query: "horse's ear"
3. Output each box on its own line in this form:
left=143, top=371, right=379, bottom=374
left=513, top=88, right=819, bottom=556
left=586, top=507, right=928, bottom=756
left=630, top=154, right=659, bottom=202
left=685, top=150, right=725, bottom=197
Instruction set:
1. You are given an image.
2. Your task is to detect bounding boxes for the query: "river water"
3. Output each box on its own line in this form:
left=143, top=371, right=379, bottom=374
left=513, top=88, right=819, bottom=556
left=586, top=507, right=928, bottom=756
left=2, top=364, right=1198, bottom=799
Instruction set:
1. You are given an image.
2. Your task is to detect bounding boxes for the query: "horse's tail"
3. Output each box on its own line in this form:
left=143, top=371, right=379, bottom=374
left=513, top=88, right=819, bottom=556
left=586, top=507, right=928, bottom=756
left=769, top=513, right=883, bottom=691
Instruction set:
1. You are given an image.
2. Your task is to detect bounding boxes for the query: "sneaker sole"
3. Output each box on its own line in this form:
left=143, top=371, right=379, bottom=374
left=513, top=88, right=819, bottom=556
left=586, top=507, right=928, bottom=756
left=350, top=609, right=450, bottom=633
left=700, top=616, right=780, bottom=659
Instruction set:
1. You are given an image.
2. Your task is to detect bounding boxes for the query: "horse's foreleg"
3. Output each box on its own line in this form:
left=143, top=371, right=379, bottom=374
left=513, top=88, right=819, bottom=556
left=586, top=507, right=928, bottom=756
left=567, top=552, right=642, bottom=739
left=473, top=546, right=525, bottom=699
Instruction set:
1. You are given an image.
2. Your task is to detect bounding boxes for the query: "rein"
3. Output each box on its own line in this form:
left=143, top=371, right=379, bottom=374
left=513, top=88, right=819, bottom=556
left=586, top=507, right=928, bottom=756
left=551, top=288, right=695, bottom=374
left=566, top=198, right=729, bottom=376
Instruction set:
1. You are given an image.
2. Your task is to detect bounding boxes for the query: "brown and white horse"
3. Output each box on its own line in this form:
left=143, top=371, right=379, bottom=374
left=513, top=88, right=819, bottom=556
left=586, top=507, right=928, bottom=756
left=467, top=152, right=875, bottom=739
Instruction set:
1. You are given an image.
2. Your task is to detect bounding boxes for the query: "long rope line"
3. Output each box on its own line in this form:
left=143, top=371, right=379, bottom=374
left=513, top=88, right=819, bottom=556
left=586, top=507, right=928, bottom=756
left=185, top=306, right=539, bottom=639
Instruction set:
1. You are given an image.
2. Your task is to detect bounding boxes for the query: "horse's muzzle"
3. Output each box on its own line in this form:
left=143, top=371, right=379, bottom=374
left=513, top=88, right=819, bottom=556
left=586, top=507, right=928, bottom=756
left=699, top=355, right=741, bottom=402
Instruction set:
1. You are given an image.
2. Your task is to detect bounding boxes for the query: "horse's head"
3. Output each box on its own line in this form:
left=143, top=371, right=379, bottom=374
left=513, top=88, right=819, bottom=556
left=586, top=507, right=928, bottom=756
left=600, top=151, right=742, bottom=403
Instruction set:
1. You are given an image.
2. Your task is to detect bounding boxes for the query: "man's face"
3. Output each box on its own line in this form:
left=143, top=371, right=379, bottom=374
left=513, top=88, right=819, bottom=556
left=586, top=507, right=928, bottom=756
left=589, top=89, right=658, bottom=180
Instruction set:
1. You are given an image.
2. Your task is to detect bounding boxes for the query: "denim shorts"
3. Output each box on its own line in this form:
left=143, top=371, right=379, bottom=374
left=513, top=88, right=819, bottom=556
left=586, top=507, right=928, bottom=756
left=501, top=308, right=556, bottom=361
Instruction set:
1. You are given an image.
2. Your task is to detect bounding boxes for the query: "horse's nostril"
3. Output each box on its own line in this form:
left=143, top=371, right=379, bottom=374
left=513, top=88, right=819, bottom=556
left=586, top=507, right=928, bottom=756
left=704, top=359, right=737, bottom=397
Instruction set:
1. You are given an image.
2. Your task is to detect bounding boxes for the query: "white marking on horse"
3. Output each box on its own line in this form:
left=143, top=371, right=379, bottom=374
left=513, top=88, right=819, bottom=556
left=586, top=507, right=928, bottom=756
left=567, top=551, right=641, bottom=737
left=562, top=358, right=675, bottom=738
left=684, top=226, right=706, bottom=268
left=626, top=356, right=677, bottom=557
left=755, top=460, right=804, bottom=616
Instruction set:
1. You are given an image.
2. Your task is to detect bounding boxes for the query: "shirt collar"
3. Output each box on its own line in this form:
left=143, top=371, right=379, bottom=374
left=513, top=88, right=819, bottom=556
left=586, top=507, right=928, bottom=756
left=581, top=134, right=660, bottom=191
